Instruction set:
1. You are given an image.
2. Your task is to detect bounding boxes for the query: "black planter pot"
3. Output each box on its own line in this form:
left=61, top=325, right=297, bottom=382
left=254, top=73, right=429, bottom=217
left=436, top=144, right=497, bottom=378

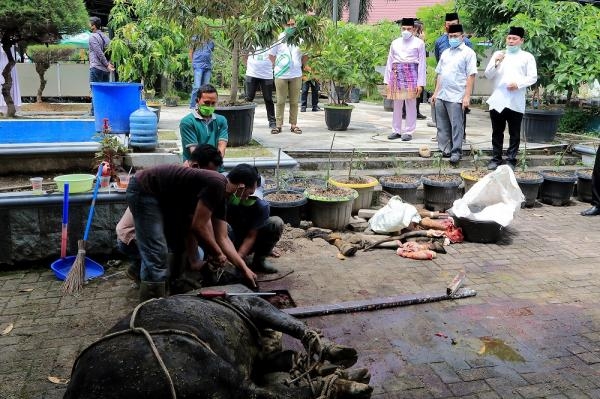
left=421, top=175, right=462, bottom=211
left=349, top=87, right=360, bottom=103
left=539, top=170, right=576, bottom=206
left=521, top=109, right=564, bottom=143
left=379, top=176, right=421, bottom=205
left=450, top=213, right=503, bottom=243
left=576, top=170, right=593, bottom=203
left=324, top=105, right=353, bottom=131
left=516, top=173, right=544, bottom=208
left=215, top=103, right=256, bottom=147
left=264, top=189, right=307, bottom=228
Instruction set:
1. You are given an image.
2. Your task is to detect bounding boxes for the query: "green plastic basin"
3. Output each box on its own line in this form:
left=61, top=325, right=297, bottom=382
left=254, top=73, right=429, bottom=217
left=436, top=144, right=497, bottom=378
left=54, top=174, right=95, bottom=193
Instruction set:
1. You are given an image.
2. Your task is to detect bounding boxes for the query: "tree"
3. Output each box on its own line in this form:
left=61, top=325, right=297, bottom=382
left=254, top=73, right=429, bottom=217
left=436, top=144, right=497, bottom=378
left=313, top=0, right=373, bottom=23
left=108, top=0, right=189, bottom=97
left=153, top=0, right=327, bottom=105
left=27, top=44, right=78, bottom=103
left=0, top=0, right=88, bottom=116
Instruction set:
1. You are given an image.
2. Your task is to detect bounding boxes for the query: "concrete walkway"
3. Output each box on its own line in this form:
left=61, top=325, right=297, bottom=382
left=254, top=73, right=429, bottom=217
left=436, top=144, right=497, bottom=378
left=157, top=100, right=558, bottom=156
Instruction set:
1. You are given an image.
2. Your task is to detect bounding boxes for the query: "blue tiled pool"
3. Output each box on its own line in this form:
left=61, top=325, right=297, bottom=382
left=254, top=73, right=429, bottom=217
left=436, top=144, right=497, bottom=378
left=0, top=119, right=96, bottom=144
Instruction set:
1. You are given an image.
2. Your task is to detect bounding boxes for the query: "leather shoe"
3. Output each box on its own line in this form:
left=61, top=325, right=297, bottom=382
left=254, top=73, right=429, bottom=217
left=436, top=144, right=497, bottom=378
left=300, top=106, right=307, bottom=112
left=417, top=113, right=426, bottom=120
left=388, top=133, right=402, bottom=140
left=581, top=206, right=600, bottom=216
left=401, top=134, right=412, bottom=141
left=312, top=107, right=322, bottom=111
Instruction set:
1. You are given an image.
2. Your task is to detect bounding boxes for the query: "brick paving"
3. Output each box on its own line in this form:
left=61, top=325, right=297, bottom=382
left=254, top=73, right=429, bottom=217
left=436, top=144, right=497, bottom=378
left=1, top=198, right=600, bottom=398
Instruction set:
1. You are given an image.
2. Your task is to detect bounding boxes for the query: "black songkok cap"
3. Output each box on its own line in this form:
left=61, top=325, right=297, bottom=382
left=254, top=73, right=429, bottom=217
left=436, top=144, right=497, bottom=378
left=508, top=26, right=525, bottom=38
left=398, top=18, right=414, bottom=26
left=448, top=24, right=463, bottom=34
left=445, top=13, right=459, bottom=22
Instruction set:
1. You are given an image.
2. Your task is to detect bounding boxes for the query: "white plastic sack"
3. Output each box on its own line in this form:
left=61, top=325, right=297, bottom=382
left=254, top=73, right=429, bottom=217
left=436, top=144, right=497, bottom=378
left=368, top=196, right=421, bottom=233
left=448, top=165, right=524, bottom=227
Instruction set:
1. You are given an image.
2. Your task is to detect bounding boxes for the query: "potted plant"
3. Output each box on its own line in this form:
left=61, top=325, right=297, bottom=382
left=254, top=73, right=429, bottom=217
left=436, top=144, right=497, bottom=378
left=460, top=146, right=489, bottom=193
left=575, top=168, right=593, bottom=203
left=328, top=148, right=378, bottom=214
left=305, top=133, right=358, bottom=230
left=421, top=152, right=462, bottom=211
left=262, top=150, right=307, bottom=227
left=164, top=91, right=180, bottom=107
left=513, top=139, right=544, bottom=208
left=308, top=22, right=365, bottom=131
left=109, top=0, right=188, bottom=101
left=539, top=146, right=577, bottom=206
left=26, top=44, right=78, bottom=103
left=379, top=158, right=421, bottom=205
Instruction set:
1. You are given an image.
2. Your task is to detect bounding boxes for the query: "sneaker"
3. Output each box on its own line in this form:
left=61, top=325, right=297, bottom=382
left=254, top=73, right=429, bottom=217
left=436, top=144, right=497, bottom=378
left=312, top=106, right=322, bottom=112
left=427, top=121, right=436, bottom=127
left=449, top=154, right=461, bottom=164
left=300, top=106, right=307, bottom=112
left=417, top=113, right=427, bottom=120
left=388, top=133, right=402, bottom=140
left=401, top=134, right=413, bottom=141
left=487, top=161, right=499, bottom=170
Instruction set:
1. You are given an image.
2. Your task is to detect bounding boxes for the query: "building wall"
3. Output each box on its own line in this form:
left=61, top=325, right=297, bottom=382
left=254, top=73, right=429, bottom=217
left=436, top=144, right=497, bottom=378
left=343, top=0, right=448, bottom=24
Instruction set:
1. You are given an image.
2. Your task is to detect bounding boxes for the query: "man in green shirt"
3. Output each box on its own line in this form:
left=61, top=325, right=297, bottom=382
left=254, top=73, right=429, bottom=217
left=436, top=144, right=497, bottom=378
left=180, top=84, right=228, bottom=161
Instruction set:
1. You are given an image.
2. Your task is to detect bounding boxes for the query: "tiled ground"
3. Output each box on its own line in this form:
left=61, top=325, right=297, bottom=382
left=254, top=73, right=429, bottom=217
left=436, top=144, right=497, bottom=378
left=1, top=199, right=600, bottom=399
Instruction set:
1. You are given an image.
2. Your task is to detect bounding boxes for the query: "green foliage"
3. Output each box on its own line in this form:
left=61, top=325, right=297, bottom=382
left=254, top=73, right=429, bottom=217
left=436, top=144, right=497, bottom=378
left=416, top=1, right=456, bottom=52
left=558, top=107, right=594, bottom=133
left=432, top=152, right=447, bottom=176
left=469, top=145, right=483, bottom=171
left=517, top=147, right=528, bottom=172
left=153, top=0, right=327, bottom=104
left=463, top=0, right=600, bottom=101
left=108, top=0, right=189, bottom=95
left=27, top=44, right=78, bottom=102
left=308, top=21, right=374, bottom=105
left=392, top=157, right=405, bottom=175
left=312, top=0, right=373, bottom=24
left=348, top=149, right=367, bottom=178
left=94, top=132, right=129, bottom=177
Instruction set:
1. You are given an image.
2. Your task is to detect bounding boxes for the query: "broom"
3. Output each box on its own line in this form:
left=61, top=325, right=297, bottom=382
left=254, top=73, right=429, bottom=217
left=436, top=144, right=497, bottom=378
left=62, top=164, right=103, bottom=294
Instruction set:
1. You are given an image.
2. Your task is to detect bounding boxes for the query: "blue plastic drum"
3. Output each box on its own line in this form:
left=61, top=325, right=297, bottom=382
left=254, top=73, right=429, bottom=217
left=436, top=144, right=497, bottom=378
left=91, top=82, right=142, bottom=134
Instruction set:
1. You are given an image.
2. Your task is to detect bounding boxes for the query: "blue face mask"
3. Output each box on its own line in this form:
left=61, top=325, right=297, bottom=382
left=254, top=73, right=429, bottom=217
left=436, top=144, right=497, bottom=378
left=449, top=38, right=461, bottom=48
left=506, top=45, right=520, bottom=54
left=401, top=31, right=412, bottom=40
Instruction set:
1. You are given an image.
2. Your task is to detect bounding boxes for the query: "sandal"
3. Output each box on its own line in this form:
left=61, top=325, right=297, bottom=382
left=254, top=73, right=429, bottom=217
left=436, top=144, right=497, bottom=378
left=290, top=126, right=302, bottom=134
left=271, top=126, right=281, bottom=134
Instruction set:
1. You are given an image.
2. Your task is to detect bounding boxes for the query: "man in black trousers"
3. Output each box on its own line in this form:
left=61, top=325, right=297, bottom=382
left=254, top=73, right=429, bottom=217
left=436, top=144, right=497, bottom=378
left=581, top=146, right=600, bottom=216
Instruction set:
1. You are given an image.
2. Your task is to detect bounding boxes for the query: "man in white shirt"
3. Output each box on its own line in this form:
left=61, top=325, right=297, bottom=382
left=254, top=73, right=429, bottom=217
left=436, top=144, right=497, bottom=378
left=269, top=19, right=306, bottom=135
left=431, top=24, right=477, bottom=165
left=244, top=47, right=276, bottom=129
left=484, top=26, right=537, bottom=170
left=384, top=18, right=426, bottom=141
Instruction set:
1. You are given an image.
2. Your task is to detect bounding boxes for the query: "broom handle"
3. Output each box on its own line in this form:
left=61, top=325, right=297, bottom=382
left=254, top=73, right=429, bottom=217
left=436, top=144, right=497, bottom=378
left=83, top=165, right=104, bottom=241
left=60, top=183, right=69, bottom=258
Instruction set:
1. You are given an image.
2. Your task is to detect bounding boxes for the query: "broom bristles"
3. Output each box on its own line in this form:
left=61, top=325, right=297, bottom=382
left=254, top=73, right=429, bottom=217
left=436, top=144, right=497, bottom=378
left=62, top=240, right=87, bottom=295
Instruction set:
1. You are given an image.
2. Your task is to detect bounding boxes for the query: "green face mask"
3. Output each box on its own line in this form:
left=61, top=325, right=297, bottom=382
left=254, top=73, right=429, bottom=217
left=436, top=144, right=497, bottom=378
left=229, top=194, right=257, bottom=207
left=198, top=105, right=215, bottom=117
left=285, top=27, right=296, bottom=36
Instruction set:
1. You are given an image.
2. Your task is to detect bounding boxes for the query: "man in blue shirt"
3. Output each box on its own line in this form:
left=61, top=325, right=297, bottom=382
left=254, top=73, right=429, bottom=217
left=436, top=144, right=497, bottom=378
left=189, top=38, right=215, bottom=109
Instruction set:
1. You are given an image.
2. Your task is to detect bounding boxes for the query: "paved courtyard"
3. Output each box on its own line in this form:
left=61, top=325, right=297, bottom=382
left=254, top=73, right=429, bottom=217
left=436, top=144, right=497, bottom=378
left=2, top=101, right=600, bottom=398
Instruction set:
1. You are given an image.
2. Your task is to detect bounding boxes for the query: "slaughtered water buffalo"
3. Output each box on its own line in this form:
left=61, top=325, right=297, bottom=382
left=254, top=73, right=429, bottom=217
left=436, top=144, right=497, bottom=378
left=64, top=284, right=373, bottom=399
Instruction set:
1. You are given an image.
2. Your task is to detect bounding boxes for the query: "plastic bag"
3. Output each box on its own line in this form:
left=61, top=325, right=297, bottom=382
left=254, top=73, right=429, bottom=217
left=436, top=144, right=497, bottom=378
left=448, top=165, right=524, bottom=227
left=368, top=196, right=421, bottom=233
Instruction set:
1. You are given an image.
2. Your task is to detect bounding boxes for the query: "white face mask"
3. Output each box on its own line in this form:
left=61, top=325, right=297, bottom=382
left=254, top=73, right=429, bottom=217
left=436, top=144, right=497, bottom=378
left=401, top=31, right=412, bottom=40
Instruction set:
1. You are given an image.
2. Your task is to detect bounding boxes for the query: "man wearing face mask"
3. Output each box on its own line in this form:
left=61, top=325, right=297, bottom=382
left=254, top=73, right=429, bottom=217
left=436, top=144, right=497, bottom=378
left=126, top=163, right=259, bottom=300
left=384, top=18, right=426, bottom=141
left=180, top=84, right=228, bottom=163
left=484, top=27, right=537, bottom=170
left=226, top=171, right=284, bottom=274
left=431, top=24, right=477, bottom=165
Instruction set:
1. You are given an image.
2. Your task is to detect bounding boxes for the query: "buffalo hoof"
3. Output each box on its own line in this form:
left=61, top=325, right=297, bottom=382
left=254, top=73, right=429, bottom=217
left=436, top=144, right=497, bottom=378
left=333, top=379, right=373, bottom=399
left=322, top=343, right=358, bottom=368
left=338, top=368, right=371, bottom=384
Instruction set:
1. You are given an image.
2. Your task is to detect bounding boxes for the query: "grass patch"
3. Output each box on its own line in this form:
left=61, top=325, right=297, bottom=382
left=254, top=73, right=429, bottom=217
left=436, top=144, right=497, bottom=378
left=226, top=140, right=272, bottom=158
left=158, top=130, right=178, bottom=140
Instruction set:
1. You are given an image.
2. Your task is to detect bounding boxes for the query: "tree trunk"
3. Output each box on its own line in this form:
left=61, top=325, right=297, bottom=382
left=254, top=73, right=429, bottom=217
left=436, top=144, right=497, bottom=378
left=1, top=42, right=16, bottom=117
left=35, top=62, right=49, bottom=103
left=348, top=0, right=360, bottom=23
left=229, top=39, right=240, bottom=104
